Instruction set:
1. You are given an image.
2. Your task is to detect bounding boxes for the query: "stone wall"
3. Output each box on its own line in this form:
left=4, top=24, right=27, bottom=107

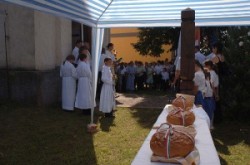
left=0, top=2, right=71, bottom=105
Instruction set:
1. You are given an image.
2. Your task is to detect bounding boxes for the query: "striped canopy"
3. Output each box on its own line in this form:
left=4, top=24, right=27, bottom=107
left=3, top=0, right=250, bottom=28
left=3, top=0, right=250, bottom=124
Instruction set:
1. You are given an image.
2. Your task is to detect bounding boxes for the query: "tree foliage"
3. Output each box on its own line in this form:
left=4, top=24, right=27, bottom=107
left=220, top=27, right=250, bottom=121
left=132, top=27, right=180, bottom=57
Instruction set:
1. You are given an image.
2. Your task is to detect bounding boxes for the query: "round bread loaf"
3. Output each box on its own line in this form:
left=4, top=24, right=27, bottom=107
left=167, top=107, right=195, bottom=126
left=172, top=95, right=193, bottom=110
left=150, top=123, right=195, bottom=158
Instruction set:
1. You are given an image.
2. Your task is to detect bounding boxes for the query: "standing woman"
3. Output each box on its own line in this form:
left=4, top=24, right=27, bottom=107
left=193, top=60, right=206, bottom=108
left=60, top=55, right=77, bottom=111
left=75, top=54, right=94, bottom=115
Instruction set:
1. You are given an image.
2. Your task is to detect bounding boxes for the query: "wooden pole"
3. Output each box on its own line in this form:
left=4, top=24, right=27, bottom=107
left=180, top=8, right=195, bottom=94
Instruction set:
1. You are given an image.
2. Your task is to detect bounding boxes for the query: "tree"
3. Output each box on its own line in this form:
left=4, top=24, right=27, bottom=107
left=132, top=27, right=180, bottom=57
left=220, top=27, right=250, bottom=121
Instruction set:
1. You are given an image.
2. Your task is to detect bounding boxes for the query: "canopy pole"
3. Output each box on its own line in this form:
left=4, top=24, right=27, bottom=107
left=90, top=27, right=104, bottom=124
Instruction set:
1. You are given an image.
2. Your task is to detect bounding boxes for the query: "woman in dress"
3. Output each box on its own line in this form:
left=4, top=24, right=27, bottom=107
left=60, top=55, right=77, bottom=111
left=75, top=54, right=94, bottom=115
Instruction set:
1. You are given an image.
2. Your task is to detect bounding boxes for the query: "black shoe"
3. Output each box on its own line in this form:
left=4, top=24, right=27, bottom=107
left=82, top=109, right=91, bottom=115
left=104, top=112, right=115, bottom=118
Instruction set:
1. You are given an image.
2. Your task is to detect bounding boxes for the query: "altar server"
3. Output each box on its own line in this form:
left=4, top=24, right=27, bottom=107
left=99, top=58, right=116, bottom=117
left=60, top=55, right=77, bottom=111
left=75, top=54, right=94, bottom=115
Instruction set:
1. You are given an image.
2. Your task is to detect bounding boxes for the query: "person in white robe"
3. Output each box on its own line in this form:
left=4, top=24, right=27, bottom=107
left=83, top=42, right=92, bottom=69
left=75, top=54, right=94, bottom=115
left=99, top=58, right=116, bottom=117
left=60, top=55, right=77, bottom=111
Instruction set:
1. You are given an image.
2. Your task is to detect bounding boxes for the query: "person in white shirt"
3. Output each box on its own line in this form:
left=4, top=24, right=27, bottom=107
left=60, top=55, right=77, bottom=111
left=193, top=60, right=206, bottom=108
left=136, top=61, right=146, bottom=90
left=75, top=54, right=94, bottom=115
left=195, top=46, right=206, bottom=65
left=154, top=61, right=163, bottom=90
left=204, top=60, right=219, bottom=99
left=146, top=63, right=154, bottom=89
left=116, top=62, right=127, bottom=92
left=72, top=40, right=82, bottom=66
left=203, top=71, right=216, bottom=120
left=206, top=52, right=216, bottom=61
left=99, top=58, right=116, bottom=117
left=161, top=68, right=170, bottom=91
left=99, top=48, right=109, bottom=72
left=204, top=60, right=219, bottom=128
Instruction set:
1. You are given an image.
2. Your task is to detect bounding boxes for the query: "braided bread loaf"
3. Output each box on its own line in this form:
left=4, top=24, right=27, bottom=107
left=167, top=107, right=195, bottom=126
left=172, top=94, right=194, bottom=110
left=150, top=123, right=195, bottom=158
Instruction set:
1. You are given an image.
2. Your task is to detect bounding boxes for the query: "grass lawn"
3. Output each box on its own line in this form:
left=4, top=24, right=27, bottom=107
left=0, top=103, right=249, bottom=165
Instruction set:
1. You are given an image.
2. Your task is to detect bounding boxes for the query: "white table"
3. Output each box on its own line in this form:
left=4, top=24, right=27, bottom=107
left=131, top=105, right=220, bottom=165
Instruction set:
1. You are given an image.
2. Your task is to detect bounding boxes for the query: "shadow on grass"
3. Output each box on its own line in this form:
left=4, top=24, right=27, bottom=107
left=129, top=108, right=162, bottom=129
left=211, top=120, right=250, bottom=164
left=0, top=104, right=99, bottom=165
left=99, top=116, right=115, bottom=132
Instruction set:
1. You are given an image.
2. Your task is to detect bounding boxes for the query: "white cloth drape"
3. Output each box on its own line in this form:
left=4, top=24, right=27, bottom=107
left=91, top=27, right=104, bottom=123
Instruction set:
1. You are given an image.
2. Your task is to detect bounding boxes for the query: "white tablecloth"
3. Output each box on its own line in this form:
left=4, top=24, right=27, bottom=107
left=131, top=104, right=220, bottom=165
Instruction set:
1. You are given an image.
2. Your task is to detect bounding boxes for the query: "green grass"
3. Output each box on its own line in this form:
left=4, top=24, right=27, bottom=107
left=0, top=103, right=249, bottom=165
left=212, top=121, right=250, bottom=165
left=0, top=103, right=161, bottom=165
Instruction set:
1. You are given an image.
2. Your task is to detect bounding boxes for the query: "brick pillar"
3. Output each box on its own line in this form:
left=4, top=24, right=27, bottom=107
left=180, top=8, right=195, bottom=94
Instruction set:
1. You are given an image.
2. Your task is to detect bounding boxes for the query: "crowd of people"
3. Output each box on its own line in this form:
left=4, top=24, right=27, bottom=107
left=110, top=60, right=175, bottom=93
left=60, top=39, right=225, bottom=123
left=60, top=41, right=117, bottom=117
left=192, top=42, right=225, bottom=129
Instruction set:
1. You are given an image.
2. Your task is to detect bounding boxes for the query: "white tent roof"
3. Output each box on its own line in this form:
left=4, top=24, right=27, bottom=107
left=3, top=0, right=250, bottom=28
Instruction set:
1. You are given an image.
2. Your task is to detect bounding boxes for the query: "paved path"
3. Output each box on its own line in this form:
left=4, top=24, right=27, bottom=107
left=115, top=93, right=173, bottom=109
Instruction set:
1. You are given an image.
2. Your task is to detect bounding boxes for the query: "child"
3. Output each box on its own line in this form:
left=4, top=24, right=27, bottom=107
left=75, top=54, right=94, bottom=115
left=204, top=60, right=220, bottom=126
left=99, top=58, right=116, bottom=117
left=203, top=71, right=216, bottom=128
left=60, top=55, right=77, bottom=111
left=193, top=60, right=206, bottom=108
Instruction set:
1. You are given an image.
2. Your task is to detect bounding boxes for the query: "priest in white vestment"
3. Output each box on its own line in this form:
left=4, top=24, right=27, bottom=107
left=99, top=58, right=116, bottom=117
left=60, top=55, right=77, bottom=111
left=75, top=54, right=94, bottom=115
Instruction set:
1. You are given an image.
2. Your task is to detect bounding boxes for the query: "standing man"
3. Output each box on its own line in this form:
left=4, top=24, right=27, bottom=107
left=105, top=43, right=116, bottom=62
left=72, top=40, right=83, bottom=67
